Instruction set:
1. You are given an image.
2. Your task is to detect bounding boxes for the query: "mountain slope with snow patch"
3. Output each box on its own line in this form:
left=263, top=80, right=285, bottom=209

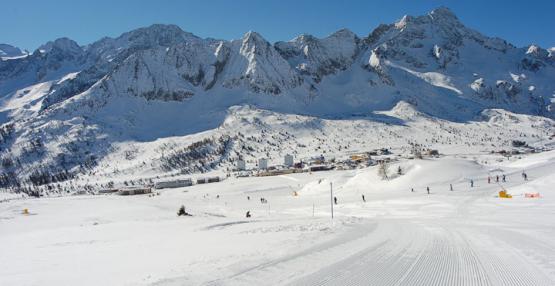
left=0, top=7, right=554, bottom=191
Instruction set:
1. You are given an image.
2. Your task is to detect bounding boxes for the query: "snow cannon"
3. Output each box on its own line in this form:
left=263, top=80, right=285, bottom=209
left=498, top=190, right=512, bottom=199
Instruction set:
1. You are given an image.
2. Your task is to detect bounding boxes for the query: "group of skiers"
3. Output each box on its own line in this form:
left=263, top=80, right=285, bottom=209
left=335, top=195, right=368, bottom=204
left=409, top=170, right=530, bottom=195
left=409, top=186, right=431, bottom=194
left=486, top=174, right=506, bottom=184
left=186, top=170, right=532, bottom=219
left=243, top=197, right=269, bottom=218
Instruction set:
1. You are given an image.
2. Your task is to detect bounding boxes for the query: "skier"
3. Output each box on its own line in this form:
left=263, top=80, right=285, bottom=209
left=247, top=196, right=250, bottom=201
left=488, top=176, right=491, bottom=184
left=502, top=174, right=506, bottom=182
left=334, top=196, right=338, bottom=205
left=177, top=205, right=191, bottom=216
left=246, top=211, right=251, bottom=218
left=427, top=187, right=430, bottom=194
left=411, top=188, right=415, bottom=193
left=450, top=184, right=453, bottom=191
left=177, top=205, right=186, bottom=216
left=523, top=172, right=528, bottom=181
left=470, top=179, right=474, bottom=188
left=362, top=194, right=366, bottom=202
left=496, top=175, right=499, bottom=182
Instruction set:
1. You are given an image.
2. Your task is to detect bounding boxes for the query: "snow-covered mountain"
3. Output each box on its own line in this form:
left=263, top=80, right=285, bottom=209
left=0, top=7, right=554, bottom=191
left=275, top=29, right=360, bottom=83
left=0, top=38, right=86, bottom=95
left=0, top=44, right=28, bottom=60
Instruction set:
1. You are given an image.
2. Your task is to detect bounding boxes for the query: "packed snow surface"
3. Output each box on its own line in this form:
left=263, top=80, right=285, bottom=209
left=2, top=151, right=555, bottom=285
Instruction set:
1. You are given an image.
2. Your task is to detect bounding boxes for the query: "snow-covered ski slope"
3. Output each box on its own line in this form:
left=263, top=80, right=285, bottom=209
left=2, top=150, right=555, bottom=285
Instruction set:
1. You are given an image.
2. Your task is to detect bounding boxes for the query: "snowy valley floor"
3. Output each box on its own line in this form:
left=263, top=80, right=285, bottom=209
left=2, top=151, right=555, bottom=286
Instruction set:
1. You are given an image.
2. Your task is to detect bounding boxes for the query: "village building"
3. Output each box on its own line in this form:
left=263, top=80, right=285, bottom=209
left=284, top=154, right=294, bottom=167
left=258, top=158, right=268, bottom=170
left=154, top=179, right=192, bottom=189
left=118, top=187, right=152, bottom=196
left=237, top=159, right=246, bottom=171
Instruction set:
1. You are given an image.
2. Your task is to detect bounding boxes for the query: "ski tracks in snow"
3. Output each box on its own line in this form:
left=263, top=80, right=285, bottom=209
left=194, top=162, right=555, bottom=286
left=289, top=222, right=494, bottom=286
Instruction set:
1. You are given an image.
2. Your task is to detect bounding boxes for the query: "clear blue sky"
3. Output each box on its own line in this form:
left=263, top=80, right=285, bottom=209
left=1, top=0, right=554, bottom=51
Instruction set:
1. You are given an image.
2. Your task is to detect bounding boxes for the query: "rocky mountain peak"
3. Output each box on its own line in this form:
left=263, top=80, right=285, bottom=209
left=329, top=28, right=357, bottom=39
left=293, top=34, right=317, bottom=44
left=526, top=45, right=548, bottom=57
left=124, top=24, right=196, bottom=45
left=239, top=31, right=277, bottom=61
left=0, top=44, right=28, bottom=59
left=394, top=15, right=413, bottom=29
left=392, top=7, right=460, bottom=32
left=37, top=37, right=83, bottom=55
left=241, top=31, right=270, bottom=48
left=428, top=6, right=459, bottom=21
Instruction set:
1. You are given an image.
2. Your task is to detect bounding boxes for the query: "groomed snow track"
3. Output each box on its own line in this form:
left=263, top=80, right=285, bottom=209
left=208, top=219, right=553, bottom=286
left=206, top=168, right=555, bottom=286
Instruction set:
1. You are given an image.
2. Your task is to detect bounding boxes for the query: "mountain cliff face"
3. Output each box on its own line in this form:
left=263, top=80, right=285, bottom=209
left=0, top=7, right=554, bottom=190
left=275, top=29, right=360, bottom=83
